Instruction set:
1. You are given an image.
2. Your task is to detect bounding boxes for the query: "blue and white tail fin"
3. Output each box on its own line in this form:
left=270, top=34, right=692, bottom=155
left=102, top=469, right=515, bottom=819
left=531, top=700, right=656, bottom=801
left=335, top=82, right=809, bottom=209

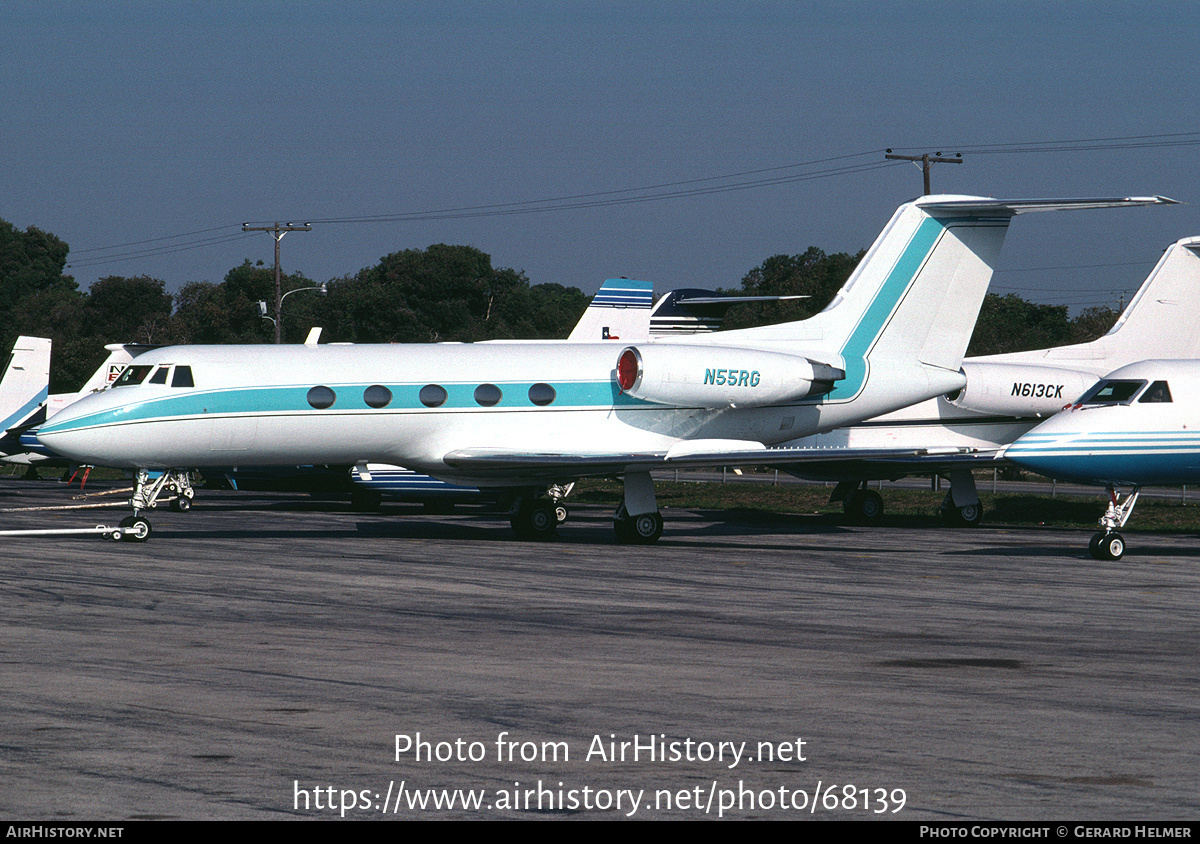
left=715, top=195, right=1175, bottom=400
left=0, top=336, right=51, bottom=434
left=567, top=278, right=655, bottom=341
left=980, top=235, right=1200, bottom=373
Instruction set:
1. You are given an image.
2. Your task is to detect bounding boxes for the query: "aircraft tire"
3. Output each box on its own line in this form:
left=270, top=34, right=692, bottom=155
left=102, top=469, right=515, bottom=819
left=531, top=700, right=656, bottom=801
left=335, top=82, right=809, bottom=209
left=170, top=496, right=192, bottom=512
left=844, top=489, right=883, bottom=522
left=944, top=502, right=983, bottom=528
left=555, top=504, right=569, bottom=524
left=629, top=511, right=664, bottom=544
left=118, top=515, right=152, bottom=543
left=1093, top=532, right=1125, bottom=561
left=512, top=500, right=557, bottom=540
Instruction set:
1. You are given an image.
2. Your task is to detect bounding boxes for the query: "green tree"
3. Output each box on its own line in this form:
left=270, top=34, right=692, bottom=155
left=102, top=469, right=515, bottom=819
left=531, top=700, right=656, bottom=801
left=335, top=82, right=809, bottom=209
left=966, top=293, right=1073, bottom=356
left=1069, top=305, right=1120, bottom=344
left=84, top=276, right=174, bottom=344
left=719, top=247, right=864, bottom=330
left=0, top=219, right=71, bottom=315
left=171, top=261, right=314, bottom=343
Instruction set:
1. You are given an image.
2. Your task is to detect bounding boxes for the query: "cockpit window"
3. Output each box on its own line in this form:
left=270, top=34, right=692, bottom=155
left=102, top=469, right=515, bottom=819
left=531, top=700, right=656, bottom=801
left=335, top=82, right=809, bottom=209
left=172, top=366, right=194, bottom=388
left=149, top=366, right=169, bottom=384
left=113, top=365, right=153, bottom=387
left=1138, top=380, right=1172, bottom=403
left=1078, top=379, right=1146, bottom=406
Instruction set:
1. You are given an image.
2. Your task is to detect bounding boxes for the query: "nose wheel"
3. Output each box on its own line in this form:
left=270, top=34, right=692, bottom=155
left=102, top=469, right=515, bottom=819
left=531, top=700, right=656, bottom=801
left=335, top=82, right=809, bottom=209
left=117, top=515, right=152, bottom=542
left=1089, top=531, right=1124, bottom=560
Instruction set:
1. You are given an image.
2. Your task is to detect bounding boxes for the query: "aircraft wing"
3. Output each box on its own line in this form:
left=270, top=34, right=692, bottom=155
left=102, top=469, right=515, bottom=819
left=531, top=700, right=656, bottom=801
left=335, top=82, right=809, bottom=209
left=440, top=442, right=997, bottom=479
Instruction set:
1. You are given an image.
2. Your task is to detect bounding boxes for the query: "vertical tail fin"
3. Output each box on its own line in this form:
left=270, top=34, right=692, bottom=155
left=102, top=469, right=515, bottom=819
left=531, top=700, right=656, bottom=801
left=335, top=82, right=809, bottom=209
left=1062, top=236, right=1200, bottom=363
left=719, top=196, right=1175, bottom=403
left=970, top=234, right=1200, bottom=373
left=0, top=336, right=51, bottom=433
left=567, top=278, right=654, bottom=341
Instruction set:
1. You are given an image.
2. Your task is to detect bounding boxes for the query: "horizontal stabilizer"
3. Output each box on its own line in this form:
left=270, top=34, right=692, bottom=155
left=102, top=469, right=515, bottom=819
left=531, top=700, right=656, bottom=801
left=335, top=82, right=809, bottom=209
left=918, top=196, right=1177, bottom=214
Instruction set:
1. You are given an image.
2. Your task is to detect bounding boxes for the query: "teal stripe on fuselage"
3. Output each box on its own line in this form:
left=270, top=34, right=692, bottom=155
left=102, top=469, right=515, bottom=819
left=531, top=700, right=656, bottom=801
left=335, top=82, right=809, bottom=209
left=823, top=216, right=945, bottom=402
left=39, top=379, right=647, bottom=434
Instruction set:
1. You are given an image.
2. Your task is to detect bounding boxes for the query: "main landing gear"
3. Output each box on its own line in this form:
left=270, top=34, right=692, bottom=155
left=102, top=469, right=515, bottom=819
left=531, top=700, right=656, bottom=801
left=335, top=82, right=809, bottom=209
left=842, top=486, right=884, bottom=522
left=612, top=471, right=662, bottom=544
left=1089, top=485, right=1140, bottom=560
left=115, top=469, right=196, bottom=542
left=506, top=475, right=665, bottom=544
left=508, top=483, right=574, bottom=540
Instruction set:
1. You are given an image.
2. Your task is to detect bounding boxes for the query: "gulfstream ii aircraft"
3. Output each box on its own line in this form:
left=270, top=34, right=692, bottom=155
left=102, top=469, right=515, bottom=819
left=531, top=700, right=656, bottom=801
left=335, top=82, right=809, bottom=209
left=36, top=194, right=1171, bottom=543
left=1005, top=359, right=1200, bottom=561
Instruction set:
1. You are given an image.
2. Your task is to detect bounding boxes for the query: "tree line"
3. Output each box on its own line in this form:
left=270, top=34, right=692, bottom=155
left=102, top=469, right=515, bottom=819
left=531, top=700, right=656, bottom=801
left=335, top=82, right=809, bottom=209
left=0, top=218, right=1118, bottom=393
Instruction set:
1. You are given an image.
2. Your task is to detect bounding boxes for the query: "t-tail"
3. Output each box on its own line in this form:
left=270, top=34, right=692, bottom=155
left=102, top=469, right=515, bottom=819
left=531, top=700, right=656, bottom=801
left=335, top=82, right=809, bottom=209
left=705, top=196, right=1170, bottom=411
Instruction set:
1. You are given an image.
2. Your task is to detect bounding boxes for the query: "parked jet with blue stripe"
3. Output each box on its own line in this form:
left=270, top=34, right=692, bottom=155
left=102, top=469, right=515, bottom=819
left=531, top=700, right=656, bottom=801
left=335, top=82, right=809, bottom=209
left=36, top=195, right=1170, bottom=543
left=1005, top=358, right=1200, bottom=560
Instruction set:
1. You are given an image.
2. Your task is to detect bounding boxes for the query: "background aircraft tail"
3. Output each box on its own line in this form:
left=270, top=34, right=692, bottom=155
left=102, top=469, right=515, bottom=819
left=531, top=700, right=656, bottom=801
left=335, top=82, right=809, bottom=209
left=979, top=235, right=1200, bottom=372
left=0, top=336, right=51, bottom=434
left=566, top=278, right=655, bottom=341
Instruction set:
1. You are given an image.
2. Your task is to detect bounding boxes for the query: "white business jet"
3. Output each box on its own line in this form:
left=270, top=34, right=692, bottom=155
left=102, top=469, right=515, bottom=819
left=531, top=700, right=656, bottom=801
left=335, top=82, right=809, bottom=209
left=777, top=234, right=1200, bottom=525
left=35, top=194, right=1171, bottom=543
left=1005, top=359, right=1200, bottom=560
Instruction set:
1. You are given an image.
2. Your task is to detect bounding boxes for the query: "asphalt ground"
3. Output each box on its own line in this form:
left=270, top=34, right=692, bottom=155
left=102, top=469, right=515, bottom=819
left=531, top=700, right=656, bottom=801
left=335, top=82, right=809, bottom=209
left=0, top=478, right=1197, bottom=821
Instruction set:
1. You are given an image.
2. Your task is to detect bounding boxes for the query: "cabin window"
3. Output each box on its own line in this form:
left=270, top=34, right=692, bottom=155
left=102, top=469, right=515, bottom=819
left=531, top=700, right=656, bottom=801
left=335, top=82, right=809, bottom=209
left=1138, top=380, right=1172, bottom=403
left=1078, top=379, right=1146, bottom=406
left=149, top=367, right=169, bottom=384
left=113, top=365, right=153, bottom=387
left=172, top=366, right=194, bottom=388
left=528, top=383, right=556, bottom=406
left=364, top=384, right=392, bottom=408
left=419, top=384, right=447, bottom=408
left=474, top=384, right=502, bottom=407
left=307, top=385, right=336, bottom=409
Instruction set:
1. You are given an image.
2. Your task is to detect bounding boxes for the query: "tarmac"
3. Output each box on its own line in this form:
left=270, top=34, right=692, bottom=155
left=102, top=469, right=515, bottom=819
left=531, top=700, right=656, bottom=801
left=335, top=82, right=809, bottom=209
left=0, top=478, right=1197, bottom=820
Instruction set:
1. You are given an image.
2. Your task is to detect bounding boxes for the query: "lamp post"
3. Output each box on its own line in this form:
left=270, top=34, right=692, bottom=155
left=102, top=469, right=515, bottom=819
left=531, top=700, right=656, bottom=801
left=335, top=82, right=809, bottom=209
left=257, top=282, right=327, bottom=340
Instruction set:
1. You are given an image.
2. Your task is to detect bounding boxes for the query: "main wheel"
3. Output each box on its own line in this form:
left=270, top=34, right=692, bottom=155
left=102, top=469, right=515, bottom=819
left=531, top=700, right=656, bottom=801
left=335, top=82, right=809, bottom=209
left=555, top=504, right=569, bottom=524
left=118, top=515, right=152, bottom=543
left=629, top=511, right=664, bottom=544
left=944, top=502, right=982, bottom=527
left=511, top=500, right=557, bottom=540
left=844, top=489, right=883, bottom=522
left=170, top=496, right=192, bottom=512
left=615, top=510, right=663, bottom=544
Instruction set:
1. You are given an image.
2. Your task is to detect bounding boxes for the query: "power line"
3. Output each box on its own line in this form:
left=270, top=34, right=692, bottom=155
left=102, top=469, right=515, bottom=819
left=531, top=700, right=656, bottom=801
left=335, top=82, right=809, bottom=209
left=66, top=130, right=1200, bottom=268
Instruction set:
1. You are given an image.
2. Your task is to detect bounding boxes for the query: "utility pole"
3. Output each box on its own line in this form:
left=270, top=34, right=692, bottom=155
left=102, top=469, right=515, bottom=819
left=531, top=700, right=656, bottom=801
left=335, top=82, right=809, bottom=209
left=241, top=221, right=312, bottom=343
left=884, top=150, right=963, bottom=195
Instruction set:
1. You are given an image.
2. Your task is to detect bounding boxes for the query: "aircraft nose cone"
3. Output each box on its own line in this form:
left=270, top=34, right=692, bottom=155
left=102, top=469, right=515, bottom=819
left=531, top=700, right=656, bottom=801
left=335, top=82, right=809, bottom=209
left=1005, top=427, right=1083, bottom=481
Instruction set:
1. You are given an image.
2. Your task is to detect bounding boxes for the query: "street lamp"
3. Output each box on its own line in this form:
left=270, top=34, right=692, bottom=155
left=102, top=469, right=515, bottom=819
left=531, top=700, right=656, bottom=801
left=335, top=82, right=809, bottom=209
left=257, top=282, right=327, bottom=338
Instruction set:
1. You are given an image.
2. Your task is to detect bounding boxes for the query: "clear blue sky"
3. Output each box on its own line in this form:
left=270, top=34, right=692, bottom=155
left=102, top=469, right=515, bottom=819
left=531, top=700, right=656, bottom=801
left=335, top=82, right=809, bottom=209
left=5, top=1, right=1198, bottom=314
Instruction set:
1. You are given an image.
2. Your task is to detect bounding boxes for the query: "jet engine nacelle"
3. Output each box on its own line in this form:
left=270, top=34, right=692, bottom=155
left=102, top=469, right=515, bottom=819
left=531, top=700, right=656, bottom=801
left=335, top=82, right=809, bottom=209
left=953, top=361, right=1097, bottom=416
left=616, top=344, right=842, bottom=408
